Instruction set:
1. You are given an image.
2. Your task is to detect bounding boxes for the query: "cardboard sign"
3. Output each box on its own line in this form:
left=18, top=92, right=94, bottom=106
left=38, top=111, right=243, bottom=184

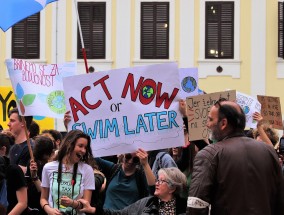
left=0, top=87, right=54, bottom=131
left=257, top=95, right=283, bottom=129
left=236, top=91, right=261, bottom=129
left=63, top=63, right=184, bottom=157
left=6, top=59, right=76, bottom=118
left=186, top=90, right=236, bottom=141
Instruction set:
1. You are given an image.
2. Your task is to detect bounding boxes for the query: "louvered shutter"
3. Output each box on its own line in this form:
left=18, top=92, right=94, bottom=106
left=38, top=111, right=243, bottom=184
left=205, top=2, right=234, bottom=59
left=78, top=2, right=106, bottom=59
left=279, top=2, right=284, bottom=58
left=12, top=13, right=40, bottom=59
left=141, top=2, right=169, bottom=59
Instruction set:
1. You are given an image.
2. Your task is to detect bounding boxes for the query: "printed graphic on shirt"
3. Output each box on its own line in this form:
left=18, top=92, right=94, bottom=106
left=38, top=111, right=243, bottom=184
left=51, top=172, right=82, bottom=214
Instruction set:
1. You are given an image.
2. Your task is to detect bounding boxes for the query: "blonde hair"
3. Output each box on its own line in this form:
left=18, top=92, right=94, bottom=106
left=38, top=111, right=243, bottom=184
left=253, top=123, right=279, bottom=146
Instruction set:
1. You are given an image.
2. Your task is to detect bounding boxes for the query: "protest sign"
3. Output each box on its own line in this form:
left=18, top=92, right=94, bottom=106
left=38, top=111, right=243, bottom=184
left=179, top=68, right=198, bottom=98
left=0, top=86, right=54, bottom=131
left=63, top=63, right=184, bottom=157
left=236, top=91, right=261, bottom=128
left=5, top=59, right=76, bottom=118
left=257, top=95, right=283, bottom=129
left=186, top=90, right=236, bottom=141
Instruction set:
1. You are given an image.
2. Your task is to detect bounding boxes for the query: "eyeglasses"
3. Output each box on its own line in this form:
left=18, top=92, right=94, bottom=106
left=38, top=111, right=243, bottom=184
left=214, top=98, right=228, bottom=122
left=214, top=97, right=228, bottom=109
left=124, top=154, right=140, bottom=164
left=155, top=179, right=170, bottom=185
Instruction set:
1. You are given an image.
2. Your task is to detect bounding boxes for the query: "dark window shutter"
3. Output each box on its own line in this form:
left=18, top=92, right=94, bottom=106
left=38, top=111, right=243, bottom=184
left=12, top=13, right=40, bottom=59
left=278, top=2, right=284, bottom=59
left=141, top=2, right=169, bottom=59
left=205, top=2, right=234, bottom=59
left=77, top=2, right=106, bottom=59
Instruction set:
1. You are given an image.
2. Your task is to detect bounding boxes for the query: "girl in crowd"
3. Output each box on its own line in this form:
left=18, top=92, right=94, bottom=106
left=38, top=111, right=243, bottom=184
left=0, top=132, right=27, bottom=214
left=26, top=135, right=54, bottom=214
left=78, top=167, right=187, bottom=215
left=252, top=112, right=279, bottom=147
left=40, top=130, right=95, bottom=215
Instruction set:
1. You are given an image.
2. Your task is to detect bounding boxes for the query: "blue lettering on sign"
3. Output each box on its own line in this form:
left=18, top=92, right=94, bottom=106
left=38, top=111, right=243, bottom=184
left=72, top=110, right=179, bottom=139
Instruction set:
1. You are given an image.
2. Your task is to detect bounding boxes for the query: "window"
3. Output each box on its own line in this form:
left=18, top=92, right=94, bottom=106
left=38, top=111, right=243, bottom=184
left=141, top=2, right=169, bottom=59
left=12, top=13, right=40, bottom=59
left=77, top=2, right=106, bottom=59
left=205, top=2, right=234, bottom=59
left=279, top=2, right=284, bottom=59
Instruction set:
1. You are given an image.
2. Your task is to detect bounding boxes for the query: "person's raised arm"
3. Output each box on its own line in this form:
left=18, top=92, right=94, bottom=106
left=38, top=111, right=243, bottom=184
left=29, top=160, right=41, bottom=192
left=253, top=112, right=273, bottom=146
left=64, top=110, right=72, bottom=131
left=136, top=148, right=155, bottom=185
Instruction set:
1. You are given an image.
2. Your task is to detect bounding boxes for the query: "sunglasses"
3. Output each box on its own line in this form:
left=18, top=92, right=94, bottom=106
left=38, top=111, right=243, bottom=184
left=125, top=154, right=140, bottom=164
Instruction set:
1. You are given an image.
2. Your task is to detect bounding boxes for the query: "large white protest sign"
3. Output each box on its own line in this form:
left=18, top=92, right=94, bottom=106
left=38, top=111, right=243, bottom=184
left=6, top=59, right=76, bottom=118
left=63, top=63, right=184, bottom=157
left=236, top=91, right=261, bottom=129
left=179, top=68, right=198, bottom=98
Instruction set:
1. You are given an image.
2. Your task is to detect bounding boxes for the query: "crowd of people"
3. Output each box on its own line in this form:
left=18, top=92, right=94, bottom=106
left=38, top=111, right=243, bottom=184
left=0, top=99, right=283, bottom=214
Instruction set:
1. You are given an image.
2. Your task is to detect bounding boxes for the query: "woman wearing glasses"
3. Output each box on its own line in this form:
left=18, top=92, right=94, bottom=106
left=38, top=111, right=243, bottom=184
left=95, top=148, right=156, bottom=210
left=78, top=167, right=187, bottom=215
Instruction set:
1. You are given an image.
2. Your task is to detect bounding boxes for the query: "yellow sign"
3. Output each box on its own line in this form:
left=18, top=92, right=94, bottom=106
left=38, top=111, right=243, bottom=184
left=0, top=87, right=54, bottom=131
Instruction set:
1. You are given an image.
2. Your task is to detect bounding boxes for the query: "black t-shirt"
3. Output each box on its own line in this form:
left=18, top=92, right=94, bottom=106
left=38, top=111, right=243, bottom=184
left=26, top=161, right=46, bottom=214
left=9, top=140, right=33, bottom=166
left=6, top=164, right=27, bottom=213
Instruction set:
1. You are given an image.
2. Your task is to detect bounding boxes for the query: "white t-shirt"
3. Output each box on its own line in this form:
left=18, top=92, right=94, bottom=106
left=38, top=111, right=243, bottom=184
left=41, top=161, right=95, bottom=215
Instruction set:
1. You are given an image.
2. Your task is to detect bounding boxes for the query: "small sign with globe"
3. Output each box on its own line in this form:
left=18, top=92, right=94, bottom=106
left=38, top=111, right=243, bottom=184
left=181, top=76, right=197, bottom=93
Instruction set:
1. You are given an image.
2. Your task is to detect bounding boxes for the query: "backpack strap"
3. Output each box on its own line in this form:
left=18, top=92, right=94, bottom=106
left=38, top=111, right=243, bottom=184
left=106, top=164, right=121, bottom=187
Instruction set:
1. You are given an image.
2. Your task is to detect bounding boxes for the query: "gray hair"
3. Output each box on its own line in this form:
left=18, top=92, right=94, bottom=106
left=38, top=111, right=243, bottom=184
left=158, top=167, right=187, bottom=197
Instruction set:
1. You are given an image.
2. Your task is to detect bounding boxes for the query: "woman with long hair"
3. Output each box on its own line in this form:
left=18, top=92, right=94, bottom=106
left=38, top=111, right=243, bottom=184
left=40, top=130, right=95, bottom=215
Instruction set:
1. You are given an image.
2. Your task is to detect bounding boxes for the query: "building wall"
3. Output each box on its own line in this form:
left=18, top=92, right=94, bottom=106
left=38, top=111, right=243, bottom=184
left=0, top=0, right=284, bottom=130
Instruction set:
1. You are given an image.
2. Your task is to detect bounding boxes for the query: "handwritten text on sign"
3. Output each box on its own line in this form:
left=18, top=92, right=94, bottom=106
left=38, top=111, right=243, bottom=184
left=63, top=63, right=184, bottom=157
left=186, top=90, right=236, bottom=141
left=257, top=95, right=283, bottom=130
left=6, top=59, right=76, bottom=118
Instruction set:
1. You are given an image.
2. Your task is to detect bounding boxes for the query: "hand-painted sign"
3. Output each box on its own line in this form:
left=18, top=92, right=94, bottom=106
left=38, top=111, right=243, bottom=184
left=257, top=95, right=283, bottom=129
left=0, top=86, right=54, bottom=131
left=236, top=91, right=261, bottom=129
left=186, top=90, right=236, bottom=141
left=63, top=63, right=184, bottom=157
left=5, top=59, right=76, bottom=118
left=179, top=68, right=198, bottom=98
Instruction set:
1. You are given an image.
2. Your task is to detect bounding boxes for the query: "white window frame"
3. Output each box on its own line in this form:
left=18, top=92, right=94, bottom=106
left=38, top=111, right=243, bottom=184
left=198, top=0, right=241, bottom=78
left=277, top=1, right=284, bottom=78
left=72, top=0, right=113, bottom=74
left=133, top=0, right=175, bottom=66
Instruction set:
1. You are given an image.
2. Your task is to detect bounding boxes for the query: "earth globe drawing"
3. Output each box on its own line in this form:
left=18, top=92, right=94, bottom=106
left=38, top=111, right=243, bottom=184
left=242, top=106, right=250, bottom=114
left=181, top=76, right=197, bottom=93
left=142, top=86, right=154, bottom=98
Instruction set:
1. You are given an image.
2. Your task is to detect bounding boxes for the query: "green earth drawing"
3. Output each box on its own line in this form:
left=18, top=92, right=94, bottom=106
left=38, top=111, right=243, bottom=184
left=47, top=90, right=66, bottom=114
left=142, top=86, right=154, bottom=98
